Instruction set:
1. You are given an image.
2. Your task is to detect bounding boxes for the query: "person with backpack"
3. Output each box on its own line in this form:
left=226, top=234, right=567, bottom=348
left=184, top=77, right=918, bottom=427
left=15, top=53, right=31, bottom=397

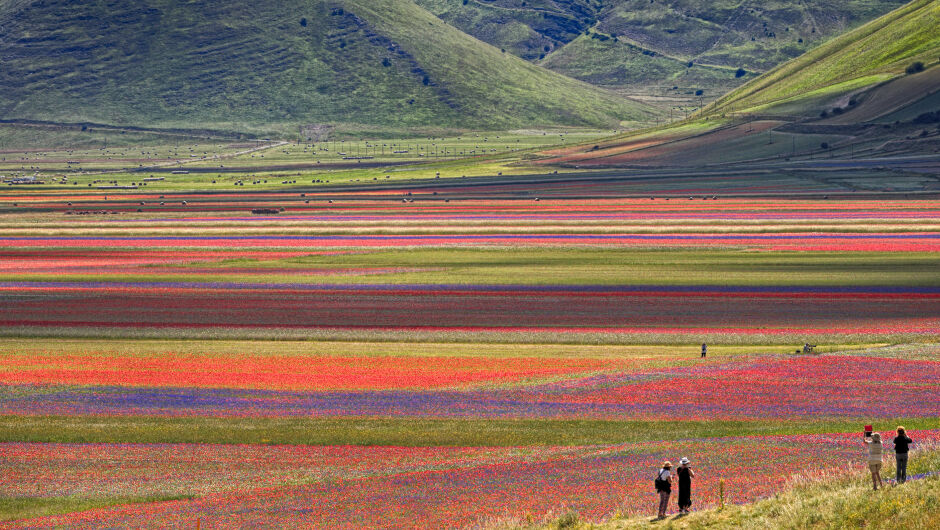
left=654, top=461, right=674, bottom=519
left=676, top=457, right=695, bottom=514
left=893, top=426, right=913, bottom=483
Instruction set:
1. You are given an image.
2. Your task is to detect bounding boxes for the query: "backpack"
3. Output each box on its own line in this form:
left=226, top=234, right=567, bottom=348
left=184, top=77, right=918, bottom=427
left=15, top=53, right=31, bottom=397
left=654, top=469, right=669, bottom=492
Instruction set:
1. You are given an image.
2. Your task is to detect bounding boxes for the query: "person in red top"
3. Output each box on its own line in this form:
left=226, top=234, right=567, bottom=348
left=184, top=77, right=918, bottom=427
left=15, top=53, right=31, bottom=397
left=894, top=426, right=913, bottom=483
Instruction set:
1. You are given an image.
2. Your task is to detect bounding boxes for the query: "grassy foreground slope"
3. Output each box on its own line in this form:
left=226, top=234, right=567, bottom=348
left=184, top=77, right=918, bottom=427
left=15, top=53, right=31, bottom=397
left=0, top=0, right=652, bottom=131
left=708, top=0, right=940, bottom=115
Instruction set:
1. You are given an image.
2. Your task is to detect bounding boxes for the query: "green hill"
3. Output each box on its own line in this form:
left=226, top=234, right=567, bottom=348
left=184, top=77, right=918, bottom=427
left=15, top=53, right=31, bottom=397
left=542, top=0, right=940, bottom=170
left=0, top=0, right=654, bottom=132
left=708, top=0, right=940, bottom=116
left=415, top=0, right=907, bottom=95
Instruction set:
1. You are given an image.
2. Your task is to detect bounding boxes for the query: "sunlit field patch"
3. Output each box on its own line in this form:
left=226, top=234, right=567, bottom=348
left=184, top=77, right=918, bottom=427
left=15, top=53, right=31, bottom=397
left=0, top=353, right=633, bottom=391
left=3, top=348, right=937, bottom=420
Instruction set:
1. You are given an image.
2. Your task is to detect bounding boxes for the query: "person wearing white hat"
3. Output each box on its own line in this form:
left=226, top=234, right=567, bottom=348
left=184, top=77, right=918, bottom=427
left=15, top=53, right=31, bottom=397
left=677, top=457, right=695, bottom=513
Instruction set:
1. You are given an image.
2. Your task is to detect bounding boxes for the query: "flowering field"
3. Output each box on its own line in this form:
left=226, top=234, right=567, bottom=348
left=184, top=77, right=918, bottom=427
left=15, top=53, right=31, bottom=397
left=3, top=232, right=939, bottom=251
left=0, top=199, right=937, bottom=343
left=0, top=194, right=937, bottom=526
left=2, top=347, right=937, bottom=419
left=1, top=283, right=935, bottom=341
left=0, top=350, right=633, bottom=390
left=4, top=431, right=940, bottom=529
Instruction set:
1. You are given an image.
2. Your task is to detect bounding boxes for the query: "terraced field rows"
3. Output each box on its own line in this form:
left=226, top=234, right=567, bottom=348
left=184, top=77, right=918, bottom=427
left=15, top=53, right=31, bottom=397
left=0, top=192, right=936, bottom=526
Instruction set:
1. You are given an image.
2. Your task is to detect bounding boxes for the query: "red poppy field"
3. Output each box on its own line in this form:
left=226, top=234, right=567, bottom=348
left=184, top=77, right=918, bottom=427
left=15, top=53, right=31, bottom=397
left=0, top=194, right=937, bottom=527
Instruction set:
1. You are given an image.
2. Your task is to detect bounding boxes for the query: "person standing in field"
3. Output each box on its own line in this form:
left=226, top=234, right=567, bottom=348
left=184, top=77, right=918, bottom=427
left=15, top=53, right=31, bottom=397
left=893, top=426, right=913, bottom=483
left=676, top=457, right=695, bottom=514
left=701, top=343, right=707, bottom=358
left=655, top=461, right=674, bottom=519
left=864, top=432, right=884, bottom=490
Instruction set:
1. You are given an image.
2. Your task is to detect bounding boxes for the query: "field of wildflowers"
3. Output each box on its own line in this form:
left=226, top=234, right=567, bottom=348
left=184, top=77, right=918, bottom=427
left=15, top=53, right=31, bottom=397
left=0, top=194, right=937, bottom=526
left=5, top=431, right=939, bottom=528
left=2, top=347, right=937, bottom=419
left=1, top=283, right=935, bottom=341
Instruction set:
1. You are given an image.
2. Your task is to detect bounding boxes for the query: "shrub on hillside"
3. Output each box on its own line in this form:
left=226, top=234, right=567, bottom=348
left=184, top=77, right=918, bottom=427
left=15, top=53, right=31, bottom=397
left=735, top=68, right=747, bottom=78
left=913, top=111, right=940, bottom=124
left=905, top=61, right=925, bottom=74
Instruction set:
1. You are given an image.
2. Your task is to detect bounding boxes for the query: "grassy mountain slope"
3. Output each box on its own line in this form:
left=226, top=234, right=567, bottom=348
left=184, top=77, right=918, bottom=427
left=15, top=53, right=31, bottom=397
left=539, top=32, right=743, bottom=95
left=414, top=0, right=597, bottom=61
left=708, top=0, right=940, bottom=116
left=532, top=1, right=940, bottom=171
left=415, top=0, right=907, bottom=92
left=0, top=0, right=653, bottom=131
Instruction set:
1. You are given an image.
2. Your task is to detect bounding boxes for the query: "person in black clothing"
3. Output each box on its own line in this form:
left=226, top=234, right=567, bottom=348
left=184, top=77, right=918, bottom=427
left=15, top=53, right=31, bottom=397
left=894, top=426, right=913, bottom=483
left=701, top=343, right=707, bottom=358
left=677, top=457, right=695, bottom=514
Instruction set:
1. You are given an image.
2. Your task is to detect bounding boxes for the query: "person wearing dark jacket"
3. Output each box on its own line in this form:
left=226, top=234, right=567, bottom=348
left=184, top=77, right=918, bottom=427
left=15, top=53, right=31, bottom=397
left=894, top=426, right=913, bottom=483
left=676, top=457, right=695, bottom=514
